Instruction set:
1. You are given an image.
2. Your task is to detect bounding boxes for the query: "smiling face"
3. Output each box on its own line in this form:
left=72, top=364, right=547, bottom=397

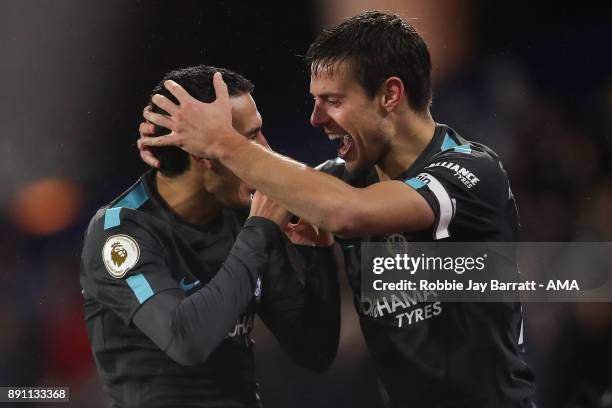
left=203, top=93, right=265, bottom=208
left=310, top=61, right=389, bottom=173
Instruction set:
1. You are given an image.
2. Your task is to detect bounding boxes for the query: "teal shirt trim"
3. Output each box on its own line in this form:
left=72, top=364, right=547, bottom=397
left=115, top=182, right=148, bottom=209
left=126, top=273, right=155, bottom=304
left=103, top=182, right=149, bottom=230
left=441, top=133, right=459, bottom=151
left=441, top=133, right=472, bottom=154
left=103, top=207, right=122, bottom=230
left=405, top=178, right=426, bottom=189
left=453, top=144, right=472, bottom=154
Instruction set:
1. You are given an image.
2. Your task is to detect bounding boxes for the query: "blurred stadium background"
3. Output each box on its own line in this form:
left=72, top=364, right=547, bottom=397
left=1, top=1, right=611, bottom=407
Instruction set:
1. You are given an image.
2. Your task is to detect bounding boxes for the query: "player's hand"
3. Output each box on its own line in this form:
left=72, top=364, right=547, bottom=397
left=137, top=105, right=161, bottom=168
left=249, top=191, right=292, bottom=228
left=139, top=72, right=237, bottom=159
left=285, top=219, right=334, bottom=247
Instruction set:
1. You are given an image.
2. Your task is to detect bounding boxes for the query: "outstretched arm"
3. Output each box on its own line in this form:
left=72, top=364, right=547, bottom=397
left=139, top=74, right=434, bottom=238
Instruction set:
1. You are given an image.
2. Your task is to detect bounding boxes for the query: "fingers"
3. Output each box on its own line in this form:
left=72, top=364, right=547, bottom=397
left=163, top=80, right=192, bottom=104
left=311, top=224, right=320, bottom=235
left=139, top=121, right=156, bottom=137
left=287, top=221, right=306, bottom=231
left=251, top=191, right=263, bottom=204
left=139, top=134, right=182, bottom=148
left=248, top=191, right=264, bottom=218
left=212, top=72, right=230, bottom=104
left=151, top=94, right=179, bottom=116
left=143, top=109, right=175, bottom=130
left=139, top=145, right=160, bottom=168
left=138, top=105, right=160, bottom=168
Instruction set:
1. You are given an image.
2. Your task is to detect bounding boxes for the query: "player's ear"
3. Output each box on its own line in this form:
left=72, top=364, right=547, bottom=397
left=192, top=155, right=212, bottom=170
left=380, top=76, right=404, bottom=113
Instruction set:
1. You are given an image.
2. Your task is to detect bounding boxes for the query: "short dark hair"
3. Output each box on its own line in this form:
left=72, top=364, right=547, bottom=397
left=150, top=65, right=254, bottom=177
left=306, top=11, right=432, bottom=112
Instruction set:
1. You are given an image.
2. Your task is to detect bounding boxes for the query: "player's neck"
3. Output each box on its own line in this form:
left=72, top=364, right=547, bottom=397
left=377, top=109, right=436, bottom=179
left=155, top=171, right=223, bottom=226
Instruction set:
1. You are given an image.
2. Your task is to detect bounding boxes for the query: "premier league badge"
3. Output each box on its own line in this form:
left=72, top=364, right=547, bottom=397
left=102, top=234, right=140, bottom=278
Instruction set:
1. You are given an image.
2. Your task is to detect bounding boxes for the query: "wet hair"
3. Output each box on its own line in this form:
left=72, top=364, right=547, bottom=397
left=150, top=65, right=254, bottom=177
left=306, top=11, right=432, bottom=112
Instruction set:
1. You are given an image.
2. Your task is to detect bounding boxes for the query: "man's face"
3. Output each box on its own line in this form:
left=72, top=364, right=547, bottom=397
left=310, top=61, right=388, bottom=173
left=205, top=93, right=265, bottom=208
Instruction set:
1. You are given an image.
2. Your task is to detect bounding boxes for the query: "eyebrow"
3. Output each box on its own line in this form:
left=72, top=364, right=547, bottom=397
left=244, top=126, right=262, bottom=137
left=311, top=92, right=344, bottom=99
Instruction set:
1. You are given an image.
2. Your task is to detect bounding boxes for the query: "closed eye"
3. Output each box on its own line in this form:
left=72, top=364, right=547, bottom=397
left=245, top=127, right=262, bottom=140
left=312, top=93, right=344, bottom=107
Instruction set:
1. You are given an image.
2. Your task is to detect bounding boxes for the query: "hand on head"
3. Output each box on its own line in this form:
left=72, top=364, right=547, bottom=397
left=139, top=72, right=236, bottom=159
left=138, top=105, right=160, bottom=168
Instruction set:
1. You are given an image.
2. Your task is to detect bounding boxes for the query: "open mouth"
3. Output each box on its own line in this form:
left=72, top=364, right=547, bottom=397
left=328, top=133, right=354, bottom=159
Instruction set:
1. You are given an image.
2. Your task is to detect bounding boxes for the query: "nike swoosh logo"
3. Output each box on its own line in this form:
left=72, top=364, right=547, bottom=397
left=179, top=277, right=201, bottom=292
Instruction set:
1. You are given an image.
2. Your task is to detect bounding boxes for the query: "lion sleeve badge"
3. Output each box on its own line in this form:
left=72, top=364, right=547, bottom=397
left=102, top=234, right=140, bottom=278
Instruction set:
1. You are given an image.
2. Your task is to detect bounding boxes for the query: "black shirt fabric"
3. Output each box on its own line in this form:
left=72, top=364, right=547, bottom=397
left=319, top=124, right=536, bottom=408
left=80, top=170, right=340, bottom=408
